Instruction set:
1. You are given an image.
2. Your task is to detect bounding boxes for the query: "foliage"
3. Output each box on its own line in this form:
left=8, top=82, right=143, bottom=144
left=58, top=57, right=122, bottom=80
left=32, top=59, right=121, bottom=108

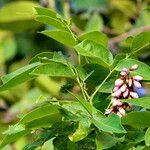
left=0, top=0, right=150, bottom=150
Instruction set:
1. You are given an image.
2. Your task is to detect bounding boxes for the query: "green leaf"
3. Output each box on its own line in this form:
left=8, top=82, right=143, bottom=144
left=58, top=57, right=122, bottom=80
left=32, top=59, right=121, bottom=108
left=92, top=114, right=126, bottom=133
left=78, top=31, right=108, bottom=48
left=68, top=120, right=90, bottom=142
left=0, top=129, right=30, bottom=149
left=74, top=40, right=113, bottom=68
left=115, top=58, right=150, bottom=81
left=31, top=62, right=74, bottom=78
left=41, top=30, right=77, bottom=47
left=0, top=62, right=40, bottom=91
left=36, top=15, right=67, bottom=30
left=121, top=97, right=150, bottom=110
left=145, top=127, right=150, bottom=146
left=85, top=13, right=103, bottom=32
left=122, top=111, right=150, bottom=129
left=3, top=124, right=25, bottom=135
left=30, top=51, right=67, bottom=65
left=35, top=7, right=56, bottom=18
left=96, top=132, right=118, bottom=149
left=70, top=93, right=93, bottom=116
left=19, top=104, right=62, bottom=128
left=131, top=31, right=150, bottom=54
left=0, top=1, right=40, bottom=31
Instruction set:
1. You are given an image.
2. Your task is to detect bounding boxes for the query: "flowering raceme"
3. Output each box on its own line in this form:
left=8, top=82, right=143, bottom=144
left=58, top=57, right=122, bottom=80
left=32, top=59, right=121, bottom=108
left=105, top=64, right=143, bottom=117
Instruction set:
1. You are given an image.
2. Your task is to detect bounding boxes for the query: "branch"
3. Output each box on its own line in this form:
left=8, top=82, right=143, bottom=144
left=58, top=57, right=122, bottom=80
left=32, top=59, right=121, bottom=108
left=109, top=25, right=150, bottom=44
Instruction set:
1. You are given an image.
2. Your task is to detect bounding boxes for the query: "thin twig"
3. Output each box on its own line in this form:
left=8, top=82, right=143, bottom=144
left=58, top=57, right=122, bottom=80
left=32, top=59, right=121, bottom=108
left=109, top=25, right=150, bottom=44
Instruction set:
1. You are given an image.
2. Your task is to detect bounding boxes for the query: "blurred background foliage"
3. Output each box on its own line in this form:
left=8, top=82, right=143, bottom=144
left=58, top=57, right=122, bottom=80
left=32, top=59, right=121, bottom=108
left=0, top=0, right=150, bottom=149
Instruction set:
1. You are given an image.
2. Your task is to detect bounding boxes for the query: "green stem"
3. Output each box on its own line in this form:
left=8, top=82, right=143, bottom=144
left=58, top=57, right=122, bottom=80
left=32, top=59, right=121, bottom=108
left=90, top=69, right=115, bottom=103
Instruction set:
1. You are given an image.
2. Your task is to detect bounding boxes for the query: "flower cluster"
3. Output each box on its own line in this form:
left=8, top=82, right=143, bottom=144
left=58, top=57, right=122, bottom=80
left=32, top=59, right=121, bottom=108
left=105, top=64, right=143, bottom=117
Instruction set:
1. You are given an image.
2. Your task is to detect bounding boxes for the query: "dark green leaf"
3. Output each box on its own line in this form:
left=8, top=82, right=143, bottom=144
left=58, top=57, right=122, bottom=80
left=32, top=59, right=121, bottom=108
left=74, top=40, right=113, bottom=68
left=31, top=62, right=74, bottom=78
left=93, top=114, right=126, bottom=133
left=121, top=97, right=150, bottom=110
left=115, top=58, right=150, bottom=81
left=96, top=132, right=118, bottom=149
left=0, top=62, right=40, bottom=91
left=19, top=104, right=62, bottom=128
left=122, top=111, right=150, bottom=129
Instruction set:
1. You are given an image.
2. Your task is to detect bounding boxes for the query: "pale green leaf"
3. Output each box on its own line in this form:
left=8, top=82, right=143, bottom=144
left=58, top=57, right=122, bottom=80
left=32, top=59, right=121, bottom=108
left=68, top=120, right=90, bottom=142
left=78, top=31, right=108, bottom=48
left=85, top=13, right=103, bottom=32
left=41, top=30, right=77, bottom=47
left=145, top=127, right=150, bottom=146
left=0, top=1, right=40, bottom=31
left=36, top=15, right=67, bottom=30
left=0, top=62, right=40, bottom=91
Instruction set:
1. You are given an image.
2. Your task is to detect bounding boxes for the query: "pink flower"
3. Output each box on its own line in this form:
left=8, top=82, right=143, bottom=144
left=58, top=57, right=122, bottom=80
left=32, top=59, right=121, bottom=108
left=115, top=79, right=123, bottom=86
left=133, top=76, right=143, bottom=81
left=133, top=80, right=142, bottom=88
left=130, top=91, right=139, bottom=98
left=120, top=84, right=127, bottom=92
left=123, top=88, right=129, bottom=98
left=130, top=64, right=139, bottom=71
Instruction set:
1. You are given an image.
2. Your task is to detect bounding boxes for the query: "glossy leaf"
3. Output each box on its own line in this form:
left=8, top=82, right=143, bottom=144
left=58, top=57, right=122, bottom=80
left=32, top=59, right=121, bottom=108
left=115, top=58, right=150, bottom=81
left=74, top=40, right=113, bottom=68
left=36, top=15, right=67, bottom=30
left=31, top=62, right=74, bottom=78
left=41, top=30, right=77, bottom=47
left=92, top=114, right=126, bottom=133
left=78, top=31, right=108, bottom=48
left=0, top=62, right=40, bottom=91
left=19, top=104, right=62, bottom=128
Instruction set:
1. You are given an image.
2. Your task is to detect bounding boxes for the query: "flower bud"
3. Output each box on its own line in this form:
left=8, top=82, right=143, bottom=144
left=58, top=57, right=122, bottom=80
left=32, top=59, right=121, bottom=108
left=115, top=79, right=123, bottom=87
left=133, top=80, right=142, bottom=88
left=112, top=100, right=123, bottom=106
left=114, top=89, right=122, bottom=98
left=118, top=108, right=126, bottom=116
left=120, top=71, right=127, bottom=76
left=128, top=78, right=133, bottom=87
left=120, top=84, right=127, bottom=92
left=130, top=91, right=139, bottom=98
left=105, top=109, right=112, bottom=114
left=130, top=64, right=139, bottom=71
left=113, top=86, right=119, bottom=92
left=133, top=76, right=143, bottom=81
left=122, top=68, right=128, bottom=72
left=123, top=88, right=129, bottom=98
left=117, top=112, right=122, bottom=117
